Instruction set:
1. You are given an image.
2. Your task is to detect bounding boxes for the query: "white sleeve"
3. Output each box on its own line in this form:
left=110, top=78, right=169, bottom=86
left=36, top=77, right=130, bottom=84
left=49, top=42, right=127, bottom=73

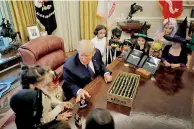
left=41, top=104, right=63, bottom=124
left=40, top=94, right=64, bottom=124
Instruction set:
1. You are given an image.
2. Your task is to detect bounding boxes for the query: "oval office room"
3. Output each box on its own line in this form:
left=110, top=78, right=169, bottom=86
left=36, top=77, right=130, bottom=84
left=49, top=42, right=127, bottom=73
left=0, top=0, right=194, bottom=129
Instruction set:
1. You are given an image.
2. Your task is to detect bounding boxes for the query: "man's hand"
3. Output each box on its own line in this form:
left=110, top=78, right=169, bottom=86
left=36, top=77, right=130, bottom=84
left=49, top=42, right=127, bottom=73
left=76, top=89, right=91, bottom=103
left=63, top=102, right=73, bottom=109
left=56, top=111, right=72, bottom=121
left=164, top=60, right=171, bottom=67
left=104, top=73, right=113, bottom=83
left=171, top=63, right=180, bottom=69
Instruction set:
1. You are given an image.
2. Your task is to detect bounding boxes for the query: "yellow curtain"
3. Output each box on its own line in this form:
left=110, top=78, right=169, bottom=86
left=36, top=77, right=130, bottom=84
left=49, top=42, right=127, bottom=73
left=80, top=1, right=100, bottom=40
left=8, top=1, right=36, bottom=43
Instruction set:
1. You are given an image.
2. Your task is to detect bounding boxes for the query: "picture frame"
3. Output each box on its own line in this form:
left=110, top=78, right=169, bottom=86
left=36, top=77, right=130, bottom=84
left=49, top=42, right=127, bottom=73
left=40, top=31, right=48, bottom=36
left=26, top=25, right=40, bottom=40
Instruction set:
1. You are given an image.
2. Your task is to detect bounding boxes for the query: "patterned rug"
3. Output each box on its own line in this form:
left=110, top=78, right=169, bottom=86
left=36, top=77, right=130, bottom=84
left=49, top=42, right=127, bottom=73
left=116, top=111, right=192, bottom=129
left=0, top=75, right=21, bottom=128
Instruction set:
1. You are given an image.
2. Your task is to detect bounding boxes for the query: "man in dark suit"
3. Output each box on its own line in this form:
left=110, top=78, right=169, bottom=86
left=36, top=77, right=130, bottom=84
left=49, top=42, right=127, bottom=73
left=63, top=40, right=113, bottom=102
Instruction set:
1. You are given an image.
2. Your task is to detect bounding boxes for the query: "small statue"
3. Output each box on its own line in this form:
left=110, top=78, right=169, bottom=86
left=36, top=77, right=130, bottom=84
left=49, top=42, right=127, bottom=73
left=0, top=18, right=20, bottom=41
left=6, top=20, right=21, bottom=41
left=0, top=18, right=6, bottom=27
left=127, top=3, right=143, bottom=22
left=0, top=18, right=7, bottom=37
left=6, top=20, right=11, bottom=30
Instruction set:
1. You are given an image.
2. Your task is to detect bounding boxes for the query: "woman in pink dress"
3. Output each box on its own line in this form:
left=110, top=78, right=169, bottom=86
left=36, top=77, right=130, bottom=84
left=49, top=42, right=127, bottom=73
left=154, top=18, right=178, bottom=46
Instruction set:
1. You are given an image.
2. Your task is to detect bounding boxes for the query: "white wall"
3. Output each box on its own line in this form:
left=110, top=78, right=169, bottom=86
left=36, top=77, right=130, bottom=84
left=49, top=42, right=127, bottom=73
left=107, top=1, right=194, bottom=41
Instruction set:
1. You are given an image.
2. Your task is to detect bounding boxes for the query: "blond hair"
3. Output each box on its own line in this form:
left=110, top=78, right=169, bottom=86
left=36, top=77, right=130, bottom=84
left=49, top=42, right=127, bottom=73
left=77, top=40, right=95, bottom=56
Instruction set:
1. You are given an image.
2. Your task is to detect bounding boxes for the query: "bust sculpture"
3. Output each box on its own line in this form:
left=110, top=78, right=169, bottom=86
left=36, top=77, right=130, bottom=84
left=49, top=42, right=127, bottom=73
left=126, top=3, right=143, bottom=23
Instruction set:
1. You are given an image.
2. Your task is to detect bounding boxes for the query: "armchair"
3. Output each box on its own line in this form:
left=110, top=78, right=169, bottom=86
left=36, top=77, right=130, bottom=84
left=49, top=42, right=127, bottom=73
left=18, top=35, right=66, bottom=79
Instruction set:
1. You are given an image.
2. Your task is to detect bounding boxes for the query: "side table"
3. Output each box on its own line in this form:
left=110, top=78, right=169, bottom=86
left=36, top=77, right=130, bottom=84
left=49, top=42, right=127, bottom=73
left=117, top=22, right=151, bottom=36
left=0, top=54, right=21, bottom=74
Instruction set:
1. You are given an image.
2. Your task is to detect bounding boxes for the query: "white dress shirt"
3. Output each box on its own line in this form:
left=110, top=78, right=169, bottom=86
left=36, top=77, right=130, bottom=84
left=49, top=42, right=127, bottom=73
left=76, top=60, right=109, bottom=95
left=88, top=60, right=95, bottom=73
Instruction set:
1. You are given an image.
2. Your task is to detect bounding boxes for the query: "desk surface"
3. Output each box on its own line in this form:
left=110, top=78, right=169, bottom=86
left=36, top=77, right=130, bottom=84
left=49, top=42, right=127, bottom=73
left=69, top=60, right=194, bottom=129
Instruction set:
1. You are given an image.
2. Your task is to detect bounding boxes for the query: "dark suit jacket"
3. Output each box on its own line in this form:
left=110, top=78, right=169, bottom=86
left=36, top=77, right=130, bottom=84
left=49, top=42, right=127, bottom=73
left=62, top=49, right=111, bottom=100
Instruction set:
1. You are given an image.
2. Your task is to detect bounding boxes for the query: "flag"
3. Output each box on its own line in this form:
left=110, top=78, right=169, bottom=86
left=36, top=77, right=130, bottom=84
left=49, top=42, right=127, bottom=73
left=159, top=0, right=183, bottom=19
left=97, top=1, right=116, bottom=30
left=34, top=0, right=57, bottom=35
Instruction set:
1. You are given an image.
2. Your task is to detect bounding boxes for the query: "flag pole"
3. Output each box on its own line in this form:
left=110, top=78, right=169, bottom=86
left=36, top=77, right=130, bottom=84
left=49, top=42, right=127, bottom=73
left=106, top=1, right=109, bottom=66
left=106, top=17, right=109, bottom=66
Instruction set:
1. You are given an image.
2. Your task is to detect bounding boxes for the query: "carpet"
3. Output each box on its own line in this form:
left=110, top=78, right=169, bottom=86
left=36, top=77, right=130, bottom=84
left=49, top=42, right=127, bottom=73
left=66, top=111, right=193, bottom=129
left=132, top=70, right=194, bottom=120
left=114, top=111, right=192, bottom=129
left=0, top=75, right=21, bottom=129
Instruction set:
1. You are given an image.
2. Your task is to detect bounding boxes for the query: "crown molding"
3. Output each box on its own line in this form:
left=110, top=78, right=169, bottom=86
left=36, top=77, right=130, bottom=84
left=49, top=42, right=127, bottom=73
left=115, top=17, right=194, bottom=22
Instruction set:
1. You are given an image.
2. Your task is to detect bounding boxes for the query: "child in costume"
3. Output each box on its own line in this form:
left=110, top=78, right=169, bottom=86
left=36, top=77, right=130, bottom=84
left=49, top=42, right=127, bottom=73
left=107, top=27, right=123, bottom=64
left=91, top=24, right=107, bottom=62
left=10, top=89, right=44, bottom=129
left=85, top=108, right=115, bottom=129
left=162, top=17, right=188, bottom=69
left=154, top=18, right=178, bottom=46
left=149, top=42, right=163, bottom=58
left=122, top=39, right=133, bottom=51
left=188, top=21, right=194, bottom=37
left=187, top=34, right=194, bottom=70
left=44, top=73, right=64, bottom=102
left=132, top=22, right=153, bottom=56
left=20, top=64, right=73, bottom=125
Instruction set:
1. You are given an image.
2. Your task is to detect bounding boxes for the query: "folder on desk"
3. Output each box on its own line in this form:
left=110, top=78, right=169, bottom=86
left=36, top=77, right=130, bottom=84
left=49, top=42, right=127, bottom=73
left=142, top=56, right=161, bottom=75
left=126, top=49, right=143, bottom=66
left=124, top=48, right=160, bottom=75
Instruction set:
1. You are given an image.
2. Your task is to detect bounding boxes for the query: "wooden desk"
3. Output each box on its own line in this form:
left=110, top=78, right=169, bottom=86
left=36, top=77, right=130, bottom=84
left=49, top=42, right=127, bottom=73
left=69, top=60, right=134, bottom=115
left=69, top=60, right=146, bottom=129
left=69, top=60, right=194, bottom=129
left=2, top=60, right=194, bottom=129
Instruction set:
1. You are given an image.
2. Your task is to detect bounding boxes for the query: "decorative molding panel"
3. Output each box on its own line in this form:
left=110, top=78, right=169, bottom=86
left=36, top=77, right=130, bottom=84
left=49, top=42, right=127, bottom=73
left=116, top=17, right=194, bottom=22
